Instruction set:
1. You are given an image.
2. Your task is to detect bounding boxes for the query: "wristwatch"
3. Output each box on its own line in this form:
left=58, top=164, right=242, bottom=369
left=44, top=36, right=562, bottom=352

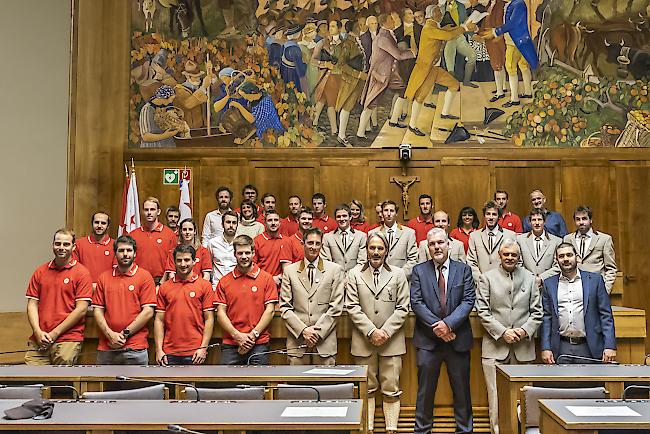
left=252, top=330, right=260, bottom=338
left=122, top=328, right=131, bottom=337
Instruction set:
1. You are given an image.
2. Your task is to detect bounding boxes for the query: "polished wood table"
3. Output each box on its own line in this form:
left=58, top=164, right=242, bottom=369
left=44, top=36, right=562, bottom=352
left=0, top=398, right=363, bottom=433
left=539, top=398, right=650, bottom=433
left=497, top=364, right=650, bottom=434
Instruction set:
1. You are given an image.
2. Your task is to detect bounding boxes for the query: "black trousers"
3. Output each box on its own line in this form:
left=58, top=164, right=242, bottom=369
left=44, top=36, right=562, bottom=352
left=414, top=344, right=473, bottom=434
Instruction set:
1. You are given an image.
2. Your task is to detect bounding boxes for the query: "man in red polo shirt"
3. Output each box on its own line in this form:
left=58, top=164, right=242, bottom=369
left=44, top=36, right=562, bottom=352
left=93, top=235, right=156, bottom=365
left=25, top=229, right=93, bottom=365
left=254, top=210, right=292, bottom=285
left=73, top=211, right=115, bottom=287
left=129, top=197, right=177, bottom=284
left=494, top=190, right=523, bottom=233
left=256, top=193, right=278, bottom=223
left=311, top=192, right=334, bottom=233
left=407, top=194, right=434, bottom=244
left=287, top=206, right=314, bottom=263
left=215, top=235, right=278, bottom=365
left=155, top=244, right=215, bottom=365
left=280, top=195, right=302, bottom=237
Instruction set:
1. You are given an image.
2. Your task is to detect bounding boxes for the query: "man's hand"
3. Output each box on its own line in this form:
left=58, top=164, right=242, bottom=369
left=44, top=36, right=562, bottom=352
left=369, top=329, right=390, bottom=346
left=107, top=330, right=127, bottom=349
left=156, top=349, right=168, bottom=366
left=234, top=330, right=255, bottom=352
left=480, top=29, right=495, bottom=40
left=471, top=34, right=484, bottom=42
left=541, top=350, right=555, bottom=364
left=439, top=331, right=457, bottom=342
left=602, top=349, right=617, bottom=363
left=302, top=326, right=321, bottom=347
left=432, top=321, right=451, bottom=338
left=514, top=328, right=528, bottom=340
left=465, top=21, right=478, bottom=33
left=192, top=347, right=208, bottom=364
left=502, top=329, right=521, bottom=344
left=535, top=275, right=542, bottom=288
left=34, top=330, right=53, bottom=348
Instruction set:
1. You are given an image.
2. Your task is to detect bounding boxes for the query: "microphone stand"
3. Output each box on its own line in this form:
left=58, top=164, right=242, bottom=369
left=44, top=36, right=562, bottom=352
left=116, top=376, right=201, bottom=402
left=236, top=384, right=321, bottom=401
left=168, top=424, right=206, bottom=434
left=623, top=385, right=650, bottom=401
left=556, top=354, right=618, bottom=364
left=47, top=385, right=81, bottom=401
left=246, top=344, right=322, bottom=364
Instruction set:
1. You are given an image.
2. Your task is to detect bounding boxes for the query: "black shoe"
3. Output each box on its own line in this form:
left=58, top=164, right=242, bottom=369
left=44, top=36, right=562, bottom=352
left=440, top=114, right=460, bottom=120
left=502, top=100, right=521, bottom=108
left=409, top=126, right=426, bottom=136
left=519, top=94, right=533, bottom=99
left=424, top=102, right=437, bottom=109
left=492, top=88, right=509, bottom=94
left=399, top=113, right=407, bottom=122
left=388, top=121, right=407, bottom=128
left=337, top=136, right=353, bottom=147
left=489, top=94, right=506, bottom=103
left=464, top=81, right=479, bottom=88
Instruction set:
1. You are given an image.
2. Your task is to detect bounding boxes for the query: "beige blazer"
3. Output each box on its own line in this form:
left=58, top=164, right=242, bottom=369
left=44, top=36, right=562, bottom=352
left=475, top=266, right=543, bottom=361
left=346, top=263, right=410, bottom=357
left=467, top=226, right=517, bottom=284
left=564, top=230, right=617, bottom=293
left=321, top=228, right=367, bottom=273
left=418, top=238, right=466, bottom=263
left=279, top=257, right=345, bottom=357
left=517, top=231, right=562, bottom=280
left=368, top=224, right=419, bottom=280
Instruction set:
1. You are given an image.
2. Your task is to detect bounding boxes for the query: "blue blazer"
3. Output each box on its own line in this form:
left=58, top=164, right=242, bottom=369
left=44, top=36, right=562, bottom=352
left=541, top=270, right=616, bottom=359
left=495, top=0, right=539, bottom=69
left=410, top=259, right=476, bottom=352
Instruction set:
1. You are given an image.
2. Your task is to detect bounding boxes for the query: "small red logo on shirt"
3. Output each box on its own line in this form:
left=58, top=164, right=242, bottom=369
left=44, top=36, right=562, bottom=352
left=157, top=239, right=162, bottom=244
left=128, top=285, right=135, bottom=291
left=507, top=223, right=513, bottom=227
left=104, top=250, right=110, bottom=256
left=251, top=286, right=258, bottom=293
left=189, top=291, right=196, bottom=298
left=63, top=278, right=70, bottom=284
left=324, top=226, right=329, bottom=231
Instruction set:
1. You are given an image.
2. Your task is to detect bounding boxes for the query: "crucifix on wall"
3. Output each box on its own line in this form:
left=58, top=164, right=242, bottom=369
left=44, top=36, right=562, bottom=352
left=390, top=175, right=420, bottom=220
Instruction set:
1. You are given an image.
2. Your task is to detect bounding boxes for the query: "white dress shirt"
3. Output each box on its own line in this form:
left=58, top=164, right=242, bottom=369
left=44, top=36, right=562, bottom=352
left=208, top=234, right=236, bottom=285
left=201, top=208, right=231, bottom=247
left=557, top=272, right=586, bottom=338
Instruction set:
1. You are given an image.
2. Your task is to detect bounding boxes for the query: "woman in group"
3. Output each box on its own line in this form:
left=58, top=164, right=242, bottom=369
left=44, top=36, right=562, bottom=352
left=161, top=218, right=212, bottom=283
left=350, top=199, right=371, bottom=233
left=449, top=206, right=479, bottom=253
left=235, top=200, right=265, bottom=239
left=229, top=82, right=285, bottom=144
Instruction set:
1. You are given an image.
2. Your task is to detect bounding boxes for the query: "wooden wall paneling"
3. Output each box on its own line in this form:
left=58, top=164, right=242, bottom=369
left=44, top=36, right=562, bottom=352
left=320, top=158, right=369, bottom=214
left=438, top=159, right=491, bottom=221
left=251, top=161, right=320, bottom=216
left=134, top=162, right=198, bottom=222
left=197, top=158, right=249, bottom=221
left=493, top=163, right=556, bottom=220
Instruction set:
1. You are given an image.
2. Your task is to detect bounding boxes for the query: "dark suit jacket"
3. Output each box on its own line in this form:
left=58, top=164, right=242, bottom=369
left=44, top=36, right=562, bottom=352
left=410, top=259, right=476, bottom=352
left=360, top=31, right=376, bottom=71
left=541, top=270, right=616, bottom=359
left=394, top=23, right=423, bottom=49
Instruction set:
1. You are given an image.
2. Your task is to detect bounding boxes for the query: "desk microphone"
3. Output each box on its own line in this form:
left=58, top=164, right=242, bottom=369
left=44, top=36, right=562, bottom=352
left=623, top=385, right=650, bottom=401
left=167, top=424, right=205, bottom=434
left=246, top=344, right=319, bottom=364
left=236, top=383, right=321, bottom=401
left=161, top=342, right=221, bottom=366
left=47, top=385, right=81, bottom=401
left=116, top=376, right=201, bottom=402
left=556, top=354, right=618, bottom=364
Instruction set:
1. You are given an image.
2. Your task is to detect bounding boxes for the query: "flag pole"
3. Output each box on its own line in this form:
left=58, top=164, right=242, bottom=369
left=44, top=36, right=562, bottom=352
left=206, top=53, right=212, bottom=136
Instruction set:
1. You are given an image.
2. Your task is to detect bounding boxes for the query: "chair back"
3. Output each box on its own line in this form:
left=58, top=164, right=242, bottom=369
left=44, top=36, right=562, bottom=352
left=276, top=383, right=355, bottom=400
left=0, top=384, right=45, bottom=399
left=521, top=385, right=608, bottom=429
left=81, top=384, right=167, bottom=400
left=184, top=386, right=265, bottom=400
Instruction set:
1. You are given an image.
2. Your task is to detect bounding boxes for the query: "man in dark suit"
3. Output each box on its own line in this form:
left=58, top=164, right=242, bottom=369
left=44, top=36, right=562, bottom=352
left=411, top=227, right=476, bottom=434
left=540, top=243, right=616, bottom=364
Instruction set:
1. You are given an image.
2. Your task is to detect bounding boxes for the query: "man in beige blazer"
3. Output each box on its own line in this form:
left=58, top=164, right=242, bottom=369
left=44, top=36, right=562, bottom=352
left=517, top=208, right=562, bottom=287
left=475, top=239, right=543, bottom=434
left=368, top=200, right=418, bottom=280
left=322, top=204, right=367, bottom=273
left=347, top=232, right=410, bottom=434
left=418, top=210, right=466, bottom=263
left=564, top=206, right=617, bottom=294
left=467, top=201, right=517, bottom=284
left=279, top=228, right=345, bottom=365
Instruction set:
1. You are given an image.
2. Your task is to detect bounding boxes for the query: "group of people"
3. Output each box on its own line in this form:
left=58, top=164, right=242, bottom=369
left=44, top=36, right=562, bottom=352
left=25, top=184, right=617, bottom=434
left=267, top=0, right=538, bottom=146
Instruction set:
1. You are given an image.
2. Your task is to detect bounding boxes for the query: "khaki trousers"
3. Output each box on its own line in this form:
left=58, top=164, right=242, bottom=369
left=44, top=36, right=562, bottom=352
left=288, top=354, right=336, bottom=365
left=25, top=340, right=82, bottom=366
left=355, top=353, right=402, bottom=400
left=482, top=352, right=526, bottom=434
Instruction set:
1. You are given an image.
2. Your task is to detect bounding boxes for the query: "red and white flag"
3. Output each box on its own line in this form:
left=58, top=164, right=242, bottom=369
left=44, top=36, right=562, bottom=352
left=118, top=169, right=129, bottom=236
left=120, top=169, right=141, bottom=235
left=179, top=178, right=192, bottom=221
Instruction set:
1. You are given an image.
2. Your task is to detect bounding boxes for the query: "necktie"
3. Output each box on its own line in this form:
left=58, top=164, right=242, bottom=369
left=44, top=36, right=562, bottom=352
left=488, top=231, right=495, bottom=252
left=373, top=268, right=380, bottom=288
left=535, top=236, right=542, bottom=257
left=308, top=263, right=315, bottom=286
left=387, top=228, right=394, bottom=248
left=342, top=231, right=348, bottom=251
left=579, top=234, right=587, bottom=258
left=438, top=264, right=447, bottom=313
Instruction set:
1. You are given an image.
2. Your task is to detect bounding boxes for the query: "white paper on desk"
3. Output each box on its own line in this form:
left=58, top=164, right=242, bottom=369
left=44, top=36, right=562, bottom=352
left=566, top=406, right=642, bottom=417
left=281, top=407, right=349, bottom=418
left=303, top=368, right=355, bottom=375
left=467, top=10, right=489, bottom=24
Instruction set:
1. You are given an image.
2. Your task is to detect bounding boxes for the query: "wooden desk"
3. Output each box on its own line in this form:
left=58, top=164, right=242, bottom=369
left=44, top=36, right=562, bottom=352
left=0, top=398, right=363, bottom=433
left=539, top=398, right=650, bottom=433
left=497, top=364, right=650, bottom=434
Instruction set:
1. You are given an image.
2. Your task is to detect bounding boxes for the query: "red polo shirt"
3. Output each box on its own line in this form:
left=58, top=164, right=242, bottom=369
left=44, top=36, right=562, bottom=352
left=287, top=232, right=305, bottom=263
left=164, top=245, right=212, bottom=278
left=73, top=235, right=115, bottom=283
left=312, top=215, right=334, bottom=233
left=499, top=211, right=523, bottom=233
left=351, top=221, right=371, bottom=233
left=279, top=216, right=300, bottom=237
left=25, top=260, right=93, bottom=343
left=156, top=273, right=214, bottom=356
left=449, top=227, right=476, bottom=253
left=214, top=265, right=278, bottom=345
left=129, top=223, right=177, bottom=279
left=407, top=215, right=435, bottom=244
left=253, top=232, right=291, bottom=277
left=93, top=264, right=156, bottom=351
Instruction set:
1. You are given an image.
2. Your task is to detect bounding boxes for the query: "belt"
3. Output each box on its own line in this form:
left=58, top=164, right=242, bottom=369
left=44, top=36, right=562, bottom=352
left=560, top=335, right=587, bottom=345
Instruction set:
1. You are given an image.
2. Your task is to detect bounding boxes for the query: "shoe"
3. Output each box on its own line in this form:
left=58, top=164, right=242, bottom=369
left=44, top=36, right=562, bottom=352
left=489, top=94, right=506, bottom=103
left=424, top=102, right=437, bottom=109
left=388, top=121, right=407, bottom=128
left=520, top=93, right=533, bottom=99
left=356, top=134, right=368, bottom=140
left=399, top=113, right=407, bottom=122
left=409, top=126, right=426, bottom=136
left=441, top=114, right=460, bottom=120
left=492, top=88, right=509, bottom=94
left=337, top=136, right=353, bottom=147
left=502, top=100, right=521, bottom=108
left=464, top=81, right=479, bottom=88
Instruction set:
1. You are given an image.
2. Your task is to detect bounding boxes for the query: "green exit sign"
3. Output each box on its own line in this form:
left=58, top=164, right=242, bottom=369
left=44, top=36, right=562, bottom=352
left=163, top=168, right=179, bottom=185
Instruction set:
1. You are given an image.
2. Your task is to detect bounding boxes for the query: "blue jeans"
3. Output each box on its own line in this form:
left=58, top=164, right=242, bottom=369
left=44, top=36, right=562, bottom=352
left=165, top=354, right=194, bottom=365
left=221, top=344, right=270, bottom=365
left=96, top=349, right=149, bottom=365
